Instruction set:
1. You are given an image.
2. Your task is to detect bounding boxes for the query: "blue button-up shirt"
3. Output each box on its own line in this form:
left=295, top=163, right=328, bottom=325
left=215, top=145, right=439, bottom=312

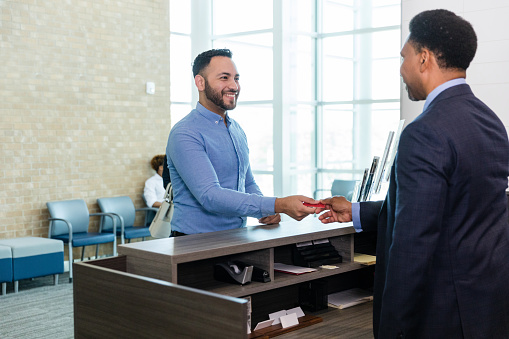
left=166, top=102, right=276, bottom=234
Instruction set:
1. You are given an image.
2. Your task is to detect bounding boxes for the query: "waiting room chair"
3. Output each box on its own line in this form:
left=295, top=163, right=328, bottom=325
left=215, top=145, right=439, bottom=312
left=313, top=179, right=358, bottom=201
left=331, top=179, right=358, bottom=201
left=46, top=199, right=117, bottom=282
left=97, top=196, right=158, bottom=244
left=141, top=195, right=157, bottom=226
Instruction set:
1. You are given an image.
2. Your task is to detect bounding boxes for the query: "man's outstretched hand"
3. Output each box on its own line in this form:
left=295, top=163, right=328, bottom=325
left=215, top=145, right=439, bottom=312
left=318, top=196, right=353, bottom=223
left=275, top=195, right=320, bottom=221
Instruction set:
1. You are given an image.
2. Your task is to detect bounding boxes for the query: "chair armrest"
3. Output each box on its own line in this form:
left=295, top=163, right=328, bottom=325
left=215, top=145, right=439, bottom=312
left=135, top=207, right=159, bottom=228
left=136, top=207, right=159, bottom=213
left=90, top=213, right=118, bottom=234
left=48, top=217, right=73, bottom=243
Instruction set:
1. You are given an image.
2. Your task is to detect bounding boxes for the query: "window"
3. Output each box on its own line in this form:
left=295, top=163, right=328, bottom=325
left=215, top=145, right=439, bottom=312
left=169, top=1, right=192, bottom=123
left=169, top=0, right=401, bottom=208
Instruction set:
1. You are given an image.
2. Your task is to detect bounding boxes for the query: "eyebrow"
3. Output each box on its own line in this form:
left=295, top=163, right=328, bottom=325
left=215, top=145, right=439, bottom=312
left=217, top=72, right=239, bottom=78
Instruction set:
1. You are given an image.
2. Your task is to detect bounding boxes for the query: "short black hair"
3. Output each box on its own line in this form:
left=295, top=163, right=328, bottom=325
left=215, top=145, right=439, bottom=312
left=408, top=9, right=477, bottom=70
left=192, top=49, right=233, bottom=77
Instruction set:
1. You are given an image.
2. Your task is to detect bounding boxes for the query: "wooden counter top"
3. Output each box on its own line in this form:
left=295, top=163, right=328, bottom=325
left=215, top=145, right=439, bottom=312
left=118, top=218, right=355, bottom=264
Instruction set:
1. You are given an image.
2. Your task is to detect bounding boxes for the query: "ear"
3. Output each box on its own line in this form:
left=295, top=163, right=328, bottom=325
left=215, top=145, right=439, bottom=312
left=419, top=49, right=431, bottom=72
left=195, top=74, right=205, bottom=91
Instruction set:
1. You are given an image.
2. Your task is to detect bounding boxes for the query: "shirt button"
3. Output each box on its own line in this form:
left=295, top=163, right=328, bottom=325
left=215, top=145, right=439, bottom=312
left=215, top=121, right=218, bottom=124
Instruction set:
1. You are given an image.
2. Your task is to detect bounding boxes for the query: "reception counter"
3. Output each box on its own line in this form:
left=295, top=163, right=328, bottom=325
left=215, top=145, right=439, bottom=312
left=73, top=218, right=370, bottom=338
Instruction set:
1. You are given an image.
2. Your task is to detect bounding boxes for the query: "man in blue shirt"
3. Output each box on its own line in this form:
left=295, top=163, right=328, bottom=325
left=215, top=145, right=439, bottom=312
left=318, top=9, right=509, bottom=339
left=166, top=49, right=318, bottom=236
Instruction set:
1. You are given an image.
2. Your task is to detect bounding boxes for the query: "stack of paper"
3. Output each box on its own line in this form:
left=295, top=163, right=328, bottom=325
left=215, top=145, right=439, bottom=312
left=354, top=253, right=376, bottom=266
left=328, top=288, right=373, bottom=309
left=274, top=263, right=317, bottom=275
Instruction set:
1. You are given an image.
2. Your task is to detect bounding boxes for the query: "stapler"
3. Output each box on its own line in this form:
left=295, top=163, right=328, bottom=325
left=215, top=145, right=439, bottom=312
left=213, top=261, right=253, bottom=285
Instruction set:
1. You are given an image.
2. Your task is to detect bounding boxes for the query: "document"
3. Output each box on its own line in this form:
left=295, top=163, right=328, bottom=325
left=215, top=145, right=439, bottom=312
left=373, top=131, right=394, bottom=194
left=280, top=312, right=299, bottom=328
left=269, top=310, right=287, bottom=325
left=328, top=288, right=373, bottom=309
left=383, top=119, right=405, bottom=182
left=253, top=319, right=275, bottom=331
left=268, top=307, right=305, bottom=326
left=274, top=263, right=317, bottom=275
left=286, top=306, right=305, bottom=318
left=362, top=156, right=379, bottom=201
left=354, top=253, right=376, bottom=266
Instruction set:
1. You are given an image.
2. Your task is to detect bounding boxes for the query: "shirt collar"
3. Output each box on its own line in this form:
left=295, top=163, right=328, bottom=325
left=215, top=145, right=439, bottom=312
left=423, top=78, right=466, bottom=111
left=196, top=102, right=231, bottom=126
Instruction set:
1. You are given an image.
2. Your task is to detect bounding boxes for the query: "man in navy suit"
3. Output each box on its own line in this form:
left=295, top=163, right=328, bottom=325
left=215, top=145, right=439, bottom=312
left=319, top=9, right=509, bottom=339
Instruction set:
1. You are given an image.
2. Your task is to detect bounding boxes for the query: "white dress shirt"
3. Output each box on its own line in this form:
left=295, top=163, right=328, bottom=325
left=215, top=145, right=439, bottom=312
left=143, top=173, right=165, bottom=208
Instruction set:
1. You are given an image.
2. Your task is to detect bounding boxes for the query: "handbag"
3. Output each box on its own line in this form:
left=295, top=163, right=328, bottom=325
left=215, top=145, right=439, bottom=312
left=149, top=183, right=174, bottom=238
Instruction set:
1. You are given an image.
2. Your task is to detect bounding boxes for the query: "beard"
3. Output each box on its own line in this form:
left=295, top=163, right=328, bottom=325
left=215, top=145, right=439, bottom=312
left=405, top=84, right=419, bottom=102
left=204, top=79, right=238, bottom=111
left=402, top=75, right=425, bottom=102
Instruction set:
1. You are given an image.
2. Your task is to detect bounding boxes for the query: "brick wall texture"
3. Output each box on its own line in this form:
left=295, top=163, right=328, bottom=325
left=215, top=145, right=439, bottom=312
left=0, top=0, right=171, bottom=256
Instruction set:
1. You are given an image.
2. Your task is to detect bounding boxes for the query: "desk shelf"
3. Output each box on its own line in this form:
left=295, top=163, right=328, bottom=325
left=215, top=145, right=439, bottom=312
left=118, top=218, right=360, bottom=299
left=208, top=261, right=364, bottom=298
left=75, top=218, right=373, bottom=336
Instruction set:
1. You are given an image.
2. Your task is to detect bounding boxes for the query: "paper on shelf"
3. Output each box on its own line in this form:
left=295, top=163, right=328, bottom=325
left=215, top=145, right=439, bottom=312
left=354, top=253, right=376, bottom=265
left=280, top=312, right=299, bottom=328
left=268, top=307, right=305, bottom=326
left=253, top=319, right=275, bottom=331
left=269, top=310, right=287, bottom=325
left=286, top=306, right=305, bottom=318
left=274, top=263, right=317, bottom=275
left=328, top=288, right=373, bottom=309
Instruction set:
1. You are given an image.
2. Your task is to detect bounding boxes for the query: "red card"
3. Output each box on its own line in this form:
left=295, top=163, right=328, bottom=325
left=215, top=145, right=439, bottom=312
left=303, top=202, right=326, bottom=208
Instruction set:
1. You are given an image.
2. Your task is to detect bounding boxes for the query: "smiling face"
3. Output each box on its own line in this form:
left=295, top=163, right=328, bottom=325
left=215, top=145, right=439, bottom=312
left=197, top=56, right=240, bottom=115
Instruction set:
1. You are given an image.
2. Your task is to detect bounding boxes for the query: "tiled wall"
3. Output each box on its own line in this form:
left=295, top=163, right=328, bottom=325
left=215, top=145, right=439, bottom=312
left=0, top=0, right=171, bottom=256
left=401, top=0, right=509, bottom=132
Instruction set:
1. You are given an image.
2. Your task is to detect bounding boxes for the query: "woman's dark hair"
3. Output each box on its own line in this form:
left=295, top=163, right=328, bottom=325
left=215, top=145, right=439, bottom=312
left=408, top=9, right=477, bottom=70
left=150, top=154, right=165, bottom=172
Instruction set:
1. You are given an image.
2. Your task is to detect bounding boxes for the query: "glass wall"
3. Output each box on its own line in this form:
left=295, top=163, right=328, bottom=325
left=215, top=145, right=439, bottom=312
left=169, top=1, right=193, bottom=123
left=169, top=0, right=401, bottom=207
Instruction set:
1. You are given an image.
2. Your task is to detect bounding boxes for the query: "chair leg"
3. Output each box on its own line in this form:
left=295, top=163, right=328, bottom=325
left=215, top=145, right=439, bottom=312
left=69, top=243, right=73, bottom=283
left=96, top=244, right=99, bottom=259
left=54, top=274, right=59, bottom=286
left=2, top=282, right=6, bottom=295
left=81, top=246, right=85, bottom=261
left=14, top=281, right=18, bottom=293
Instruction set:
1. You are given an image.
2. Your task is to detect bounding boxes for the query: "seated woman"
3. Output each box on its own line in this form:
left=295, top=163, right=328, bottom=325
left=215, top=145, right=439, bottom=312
left=143, top=155, right=166, bottom=208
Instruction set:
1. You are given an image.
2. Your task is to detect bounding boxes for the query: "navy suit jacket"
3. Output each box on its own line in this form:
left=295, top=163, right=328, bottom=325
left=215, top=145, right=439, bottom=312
left=360, top=84, right=509, bottom=338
